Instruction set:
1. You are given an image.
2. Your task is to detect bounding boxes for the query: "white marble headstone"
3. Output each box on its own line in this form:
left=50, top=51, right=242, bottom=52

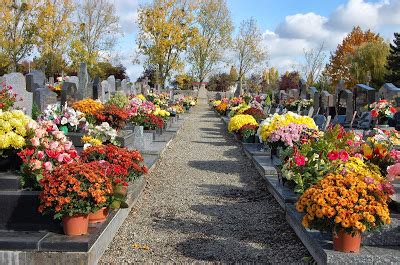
left=101, top=80, right=109, bottom=102
left=107, top=75, right=116, bottom=94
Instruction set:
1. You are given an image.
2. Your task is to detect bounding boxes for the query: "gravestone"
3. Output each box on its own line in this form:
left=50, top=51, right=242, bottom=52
left=68, top=76, right=79, bottom=89
left=116, top=79, right=121, bottom=91
left=234, top=82, right=242, bottom=97
left=107, top=75, right=116, bottom=95
left=353, top=84, right=376, bottom=113
left=121, top=79, right=128, bottom=94
left=61, top=82, right=79, bottom=107
left=308, top=87, right=320, bottom=115
left=92, top=77, right=100, bottom=100
left=25, top=74, right=38, bottom=92
left=133, top=126, right=145, bottom=150
left=299, top=78, right=308, bottom=99
left=78, top=63, right=91, bottom=99
left=215, top=92, right=222, bottom=100
left=30, top=70, right=46, bottom=88
left=321, top=90, right=334, bottom=115
left=33, top=87, right=58, bottom=112
left=289, top=89, right=299, bottom=99
left=101, top=80, right=109, bottom=102
left=379, top=83, right=400, bottom=102
left=141, top=77, right=150, bottom=95
left=131, top=84, right=137, bottom=95
left=49, top=77, right=55, bottom=86
left=3, top=73, right=33, bottom=116
left=335, top=81, right=354, bottom=123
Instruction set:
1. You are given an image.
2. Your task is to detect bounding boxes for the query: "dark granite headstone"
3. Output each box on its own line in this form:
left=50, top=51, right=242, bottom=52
left=33, top=87, right=58, bottom=112
left=61, top=82, right=79, bottom=107
left=93, top=76, right=100, bottom=100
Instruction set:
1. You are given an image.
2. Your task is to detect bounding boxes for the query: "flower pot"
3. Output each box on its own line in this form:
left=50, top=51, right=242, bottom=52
left=0, top=149, right=22, bottom=171
left=62, top=214, right=89, bottom=236
left=378, top=117, right=389, bottom=125
left=333, top=230, right=361, bottom=253
left=89, top=207, right=109, bottom=224
left=242, top=135, right=255, bottom=143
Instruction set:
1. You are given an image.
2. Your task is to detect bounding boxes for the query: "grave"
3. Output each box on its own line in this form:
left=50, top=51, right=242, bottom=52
left=299, top=79, right=308, bottom=99
left=116, top=79, right=121, bottom=91
left=288, top=89, right=299, bottom=100
left=379, top=83, right=400, bottom=103
left=3, top=73, right=33, bottom=116
left=29, top=70, right=46, bottom=88
left=78, top=63, right=91, bottom=99
left=68, top=76, right=79, bottom=89
left=101, top=80, right=109, bottom=102
left=308, top=87, right=320, bottom=115
left=121, top=79, right=129, bottom=95
left=61, top=82, right=79, bottom=107
left=107, top=75, right=116, bottom=95
left=92, top=76, right=100, bottom=100
left=33, top=87, right=58, bottom=112
left=320, top=90, right=335, bottom=116
left=353, top=84, right=376, bottom=113
left=335, top=81, right=353, bottom=123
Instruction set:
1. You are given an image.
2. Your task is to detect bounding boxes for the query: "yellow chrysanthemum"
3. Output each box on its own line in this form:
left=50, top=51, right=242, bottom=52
left=228, top=114, right=258, bottom=132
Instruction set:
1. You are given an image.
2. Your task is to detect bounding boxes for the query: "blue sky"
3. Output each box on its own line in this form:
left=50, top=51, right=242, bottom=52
left=113, top=0, right=400, bottom=80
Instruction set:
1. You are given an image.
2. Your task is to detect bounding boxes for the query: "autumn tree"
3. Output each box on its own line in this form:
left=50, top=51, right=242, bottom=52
left=262, top=67, right=279, bottom=92
left=279, top=71, right=300, bottom=91
left=137, top=0, right=199, bottom=88
left=92, top=62, right=127, bottom=80
left=172, top=73, right=194, bottom=90
left=187, top=0, right=233, bottom=83
left=69, top=0, right=120, bottom=73
left=324, top=26, right=380, bottom=88
left=386, top=33, right=400, bottom=87
left=247, top=73, right=262, bottom=93
left=229, top=66, right=238, bottom=82
left=347, top=39, right=389, bottom=87
left=233, top=18, right=267, bottom=84
left=302, top=42, right=326, bottom=86
left=0, top=0, right=42, bottom=71
left=207, top=72, right=234, bottom=91
left=35, top=0, right=75, bottom=77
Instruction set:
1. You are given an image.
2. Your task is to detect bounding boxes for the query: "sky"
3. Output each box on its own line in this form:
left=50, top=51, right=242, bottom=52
left=113, top=0, right=400, bottom=81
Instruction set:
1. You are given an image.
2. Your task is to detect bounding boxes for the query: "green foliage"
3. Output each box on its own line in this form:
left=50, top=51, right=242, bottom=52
left=31, top=103, right=41, bottom=121
left=107, top=92, right=129, bottom=109
left=386, top=33, right=400, bottom=87
left=207, top=73, right=234, bottom=91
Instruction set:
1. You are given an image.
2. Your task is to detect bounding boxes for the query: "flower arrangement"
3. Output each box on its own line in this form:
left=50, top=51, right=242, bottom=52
left=18, top=120, right=79, bottom=190
left=153, top=107, right=170, bottom=120
left=215, top=102, right=228, bottom=115
left=229, top=103, right=250, bottom=117
left=370, top=100, right=396, bottom=120
left=0, top=84, right=17, bottom=111
left=228, top=114, right=258, bottom=133
left=38, top=161, right=113, bottom=219
left=296, top=172, right=391, bottom=234
left=243, top=107, right=266, bottom=121
left=42, top=104, right=88, bottom=133
left=94, top=104, right=129, bottom=130
left=230, top=97, right=243, bottom=107
left=267, top=123, right=318, bottom=148
left=212, top=100, right=222, bottom=107
left=82, top=122, right=118, bottom=148
left=240, top=124, right=258, bottom=139
left=80, top=144, right=148, bottom=182
left=72, top=99, right=104, bottom=116
left=108, top=92, right=129, bottom=109
left=0, top=110, right=32, bottom=152
left=258, top=112, right=317, bottom=142
left=142, top=113, right=164, bottom=130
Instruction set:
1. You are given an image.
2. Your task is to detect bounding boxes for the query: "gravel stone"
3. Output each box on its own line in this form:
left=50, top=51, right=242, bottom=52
left=99, top=102, right=309, bottom=263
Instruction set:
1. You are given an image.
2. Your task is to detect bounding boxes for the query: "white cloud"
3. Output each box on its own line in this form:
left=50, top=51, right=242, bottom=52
left=276, top=13, right=329, bottom=40
left=113, top=0, right=140, bottom=35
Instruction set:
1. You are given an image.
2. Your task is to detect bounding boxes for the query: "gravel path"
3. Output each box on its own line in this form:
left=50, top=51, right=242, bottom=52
left=99, top=102, right=309, bottom=263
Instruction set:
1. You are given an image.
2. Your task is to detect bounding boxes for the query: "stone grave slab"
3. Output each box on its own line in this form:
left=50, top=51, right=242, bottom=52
left=252, top=156, right=278, bottom=176
left=107, top=75, right=116, bottom=94
left=33, top=87, right=58, bottom=112
left=242, top=143, right=271, bottom=158
left=3, top=73, right=33, bottom=116
left=61, top=82, right=79, bottom=107
left=100, top=80, right=109, bottom=102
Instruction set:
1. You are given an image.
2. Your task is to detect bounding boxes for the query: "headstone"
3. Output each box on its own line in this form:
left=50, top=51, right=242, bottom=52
left=107, top=75, right=116, bottom=94
left=69, top=76, right=79, bottom=89
left=215, top=92, right=222, bottom=100
left=289, top=89, right=299, bottom=99
left=379, top=83, right=400, bottom=102
left=335, top=84, right=354, bottom=123
left=309, top=87, right=320, bottom=115
left=33, top=87, right=57, bottom=112
left=30, top=70, right=46, bottom=87
left=116, top=79, right=121, bottom=91
left=3, top=73, right=33, bottom=116
left=353, top=84, right=376, bottom=113
left=92, top=77, right=100, bottom=100
left=121, top=79, right=128, bottom=95
left=101, top=80, right=109, bottom=102
left=49, top=77, right=55, bottom=86
left=61, top=82, right=79, bottom=107
left=25, top=74, right=37, bottom=92
left=133, top=126, right=144, bottom=150
left=141, top=77, right=150, bottom=95
left=234, top=82, right=241, bottom=97
left=299, top=78, right=308, bottom=99
left=78, top=63, right=91, bottom=99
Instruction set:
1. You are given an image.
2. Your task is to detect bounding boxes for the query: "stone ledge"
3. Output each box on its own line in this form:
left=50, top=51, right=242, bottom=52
left=261, top=174, right=298, bottom=210
left=242, top=143, right=271, bottom=159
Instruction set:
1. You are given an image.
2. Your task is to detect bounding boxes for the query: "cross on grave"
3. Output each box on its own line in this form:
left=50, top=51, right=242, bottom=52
left=33, top=87, right=58, bottom=112
left=61, top=82, right=79, bottom=107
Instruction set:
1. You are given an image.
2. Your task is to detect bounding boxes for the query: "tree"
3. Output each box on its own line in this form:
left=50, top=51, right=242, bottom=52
left=172, top=73, right=194, bottom=90
left=302, top=43, right=326, bottom=86
left=386, top=33, right=400, bottom=87
left=188, top=0, right=233, bottom=83
left=136, top=67, right=157, bottom=88
left=247, top=74, right=262, bottom=93
left=0, top=0, right=42, bottom=71
left=207, top=72, right=234, bottom=91
left=347, top=39, right=389, bottom=87
left=137, top=0, right=199, bottom=88
left=35, top=0, right=75, bottom=77
left=229, top=66, right=238, bottom=82
left=324, top=26, right=380, bottom=88
left=70, top=0, right=120, bottom=73
left=233, top=18, right=267, bottom=83
left=92, top=62, right=127, bottom=80
left=262, top=67, right=279, bottom=92
left=279, top=71, right=300, bottom=91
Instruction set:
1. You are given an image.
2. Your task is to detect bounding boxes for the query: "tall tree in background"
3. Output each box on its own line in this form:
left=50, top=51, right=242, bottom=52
left=137, top=0, right=199, bottom=88
left=302, top=43, right=326, bottom=86
left=324, top=26, right=380, bottom=88
left=188, top=0, right=233, bottom=83
left=69, top=0, right=120, bottom=73
left=233, top=18, right=267, bottom=85
left=229, top=65, right=238, bottom=82
left=0, top=0, right=41, bottom=72
left=262, top=67, right=279, bottom=91
left=347, top=39, right=389, bottom=87
left=386, top=33, right=400, bottom=87
left=279, top=71, right=300, bottom=91
left=35, top=0, right=74, bottom=77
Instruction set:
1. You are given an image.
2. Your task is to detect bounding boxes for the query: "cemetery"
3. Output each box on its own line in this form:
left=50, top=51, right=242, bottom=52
left=1, top=0, right=400, bottom=264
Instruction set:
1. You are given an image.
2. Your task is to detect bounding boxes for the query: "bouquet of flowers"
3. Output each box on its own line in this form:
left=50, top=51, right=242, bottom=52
left=228, top=114, right=258, bottom=133
left=18, top=120, right=79, bottom=190
left=153, top=107, right=170, bottom=121
left=94, top=104, right=129, bottom=130
left=72, top=99, right=104, bottom=116
left=296, top=173, right=391, bottom=234
left=267, top=123, right=318, bottom=148
left=82, top=122, right=118, bottom=148
left=38, top=161, right=113, bottom=219
left=142, top=113, right=164, bottom=130
left=108, top=92, right=129, bottom=109
left=0, top=84, right=17, bottom=111
left=42, top=103, right=88, bottom=133
left=370, top=100, right=396, bottom=120
left=80, top=144, right=148, bottom=182
left=229, top=103, right=250, bottom=117
left=230, top=97, right=243, bottom=107
left=0, top=110, right=33, bottom=153
left=215, top=102, right=228, bottom=115
left=243, top=107, right=266, bottom=121
left=239, top=124, right=258, bottom=139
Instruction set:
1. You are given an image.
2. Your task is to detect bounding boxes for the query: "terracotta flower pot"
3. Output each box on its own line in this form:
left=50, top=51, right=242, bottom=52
left=89, top=207, right=109, bottom=224
left=333, top=230, right=361, bottom=253
left=62, top=214, right=89, bottom=236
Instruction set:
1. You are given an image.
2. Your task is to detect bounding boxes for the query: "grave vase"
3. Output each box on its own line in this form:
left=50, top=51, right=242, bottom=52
left=378, top=117, right=389, bottom=126
left=242, top=134, right=255, bottom=143
left=89, top=207, right=109, bottom=224
left=0, top=149, right=23, bottom=172
left=333, top=230, right=361, bottom=253
left=62, top=214, right=89, bottom=236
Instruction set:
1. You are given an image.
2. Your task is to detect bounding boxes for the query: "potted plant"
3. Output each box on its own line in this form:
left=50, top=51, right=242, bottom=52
left=239, top=124, right=258, bottom=143
left=370, top=99, right=397, bottom=127
left=94, top=104, right=129, bottom=131
left=243, top=107, right=266, bottom=122
left=0, top=110, right=34, bottom=171
left=228, top=114, right=258, bottom=141
left=296, top=172, right=391, bottom=253
left=38, top=161, right=113, bottom=236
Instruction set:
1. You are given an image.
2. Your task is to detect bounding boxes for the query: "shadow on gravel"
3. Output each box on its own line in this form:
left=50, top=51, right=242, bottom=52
left=191, top=141, right=232, bottom=147
left=187, top=160, right=244, bottom=174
